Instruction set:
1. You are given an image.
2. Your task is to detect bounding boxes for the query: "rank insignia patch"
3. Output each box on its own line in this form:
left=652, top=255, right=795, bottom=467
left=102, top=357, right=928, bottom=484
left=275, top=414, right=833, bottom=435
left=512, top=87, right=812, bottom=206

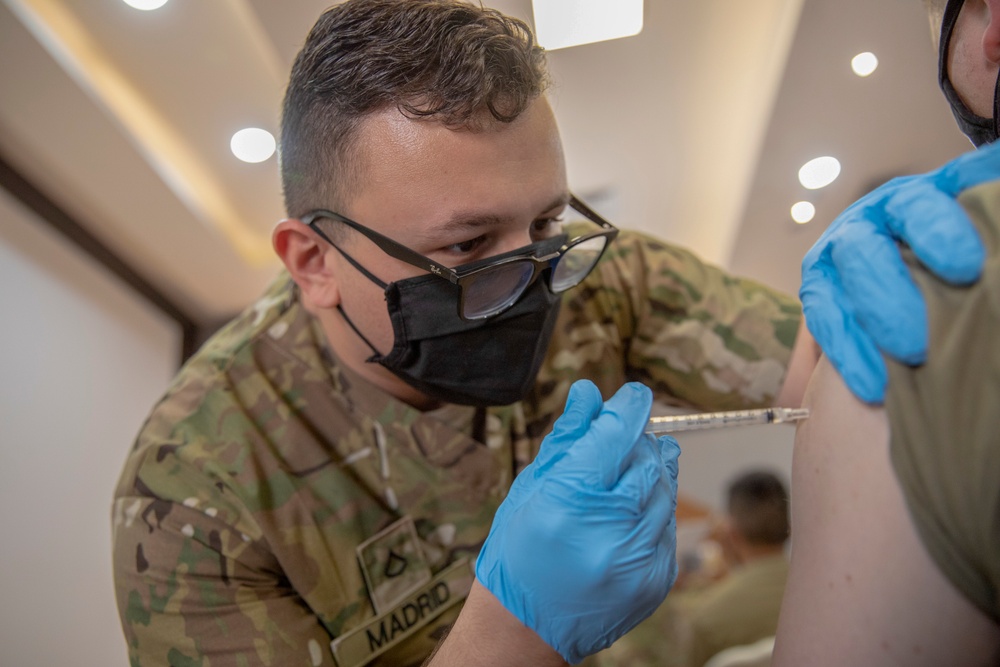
left=356, top=516, right=432, bottom=615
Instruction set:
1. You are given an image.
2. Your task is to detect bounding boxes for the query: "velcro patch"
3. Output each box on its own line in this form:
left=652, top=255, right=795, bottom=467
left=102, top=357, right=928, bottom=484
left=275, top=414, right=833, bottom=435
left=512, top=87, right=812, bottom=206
left=330, top=558, right=473, bottom=667
left=356, top=516, right=432, bottom=615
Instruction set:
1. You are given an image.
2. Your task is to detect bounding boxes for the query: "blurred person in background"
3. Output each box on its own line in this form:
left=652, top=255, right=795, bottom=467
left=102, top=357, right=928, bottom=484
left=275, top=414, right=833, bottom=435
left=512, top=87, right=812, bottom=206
left=685, top=471, right=789, bottom=667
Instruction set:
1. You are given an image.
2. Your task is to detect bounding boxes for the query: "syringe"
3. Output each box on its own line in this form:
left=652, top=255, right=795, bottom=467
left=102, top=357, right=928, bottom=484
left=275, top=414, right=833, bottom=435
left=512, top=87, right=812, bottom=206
left=645, top=407, right=809, bottom=434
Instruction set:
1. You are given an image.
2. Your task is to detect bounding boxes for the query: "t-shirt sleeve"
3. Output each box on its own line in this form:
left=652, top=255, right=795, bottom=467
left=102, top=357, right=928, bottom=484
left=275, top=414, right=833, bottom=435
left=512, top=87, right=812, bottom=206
left=885, top=180, right=1000, bottom=624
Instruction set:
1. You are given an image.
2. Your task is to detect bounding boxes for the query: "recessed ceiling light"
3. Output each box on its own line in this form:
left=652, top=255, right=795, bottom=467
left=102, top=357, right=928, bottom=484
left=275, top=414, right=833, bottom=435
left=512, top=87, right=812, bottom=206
left=230, top=128, right=276, bottom=163
left=533, top=0, right=643, bottom=51
left=799, top=156, right=841, bottom=190
left=122, top=0, right=169, bottom=10
left=791, top=201, right=816, bottom=224
left=852, top=52, right=878, bottom=77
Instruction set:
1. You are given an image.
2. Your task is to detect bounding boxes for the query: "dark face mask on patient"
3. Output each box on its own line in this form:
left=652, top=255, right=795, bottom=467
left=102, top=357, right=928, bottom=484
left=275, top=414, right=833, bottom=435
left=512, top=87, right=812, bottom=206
left=939, top=0, right=1000, bottom=146
left=336, top=234, right=567, bottom=407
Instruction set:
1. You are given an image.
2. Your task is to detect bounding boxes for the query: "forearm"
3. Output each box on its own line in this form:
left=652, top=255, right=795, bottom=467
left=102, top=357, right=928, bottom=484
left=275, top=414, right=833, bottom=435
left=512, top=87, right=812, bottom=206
left=610, top=230, right=802, bottom=411
left=425, top=582, right=567, bottom=667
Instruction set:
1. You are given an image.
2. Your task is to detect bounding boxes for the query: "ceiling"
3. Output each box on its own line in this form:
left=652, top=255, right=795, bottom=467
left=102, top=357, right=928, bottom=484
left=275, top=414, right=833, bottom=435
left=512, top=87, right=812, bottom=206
left=0, top=0, right=974, bottom=326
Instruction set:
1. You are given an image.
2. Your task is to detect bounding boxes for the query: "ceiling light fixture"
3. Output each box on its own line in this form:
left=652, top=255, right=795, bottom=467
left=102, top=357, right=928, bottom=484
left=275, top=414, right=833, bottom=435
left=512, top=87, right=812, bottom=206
left=851, top=52, right=879, bottom=77
left=230, top=128, right=276, bottom=163
left=532, top=0, right=643, bottom=51
left=791, top=201, right=816, bottom=224
left=798, top=156, right=841, bottom=190
left=122, top=0, right=169, bottom=10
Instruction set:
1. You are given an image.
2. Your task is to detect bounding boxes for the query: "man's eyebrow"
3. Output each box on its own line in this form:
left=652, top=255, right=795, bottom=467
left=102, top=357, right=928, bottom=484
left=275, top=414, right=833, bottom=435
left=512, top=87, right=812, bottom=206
left=434, top=211, right=509, bottom=236
left=430, top=194, right=571, bottom=237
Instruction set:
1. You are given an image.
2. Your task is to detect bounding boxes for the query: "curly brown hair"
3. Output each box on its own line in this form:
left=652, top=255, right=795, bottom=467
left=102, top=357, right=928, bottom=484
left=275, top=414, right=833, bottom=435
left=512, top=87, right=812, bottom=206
left=280, top=0, right=550, bottom=219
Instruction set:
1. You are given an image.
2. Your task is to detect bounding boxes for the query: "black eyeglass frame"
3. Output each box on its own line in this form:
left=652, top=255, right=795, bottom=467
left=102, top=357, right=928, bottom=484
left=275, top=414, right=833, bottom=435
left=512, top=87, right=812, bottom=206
left=301, top=194, right=619, bottom=320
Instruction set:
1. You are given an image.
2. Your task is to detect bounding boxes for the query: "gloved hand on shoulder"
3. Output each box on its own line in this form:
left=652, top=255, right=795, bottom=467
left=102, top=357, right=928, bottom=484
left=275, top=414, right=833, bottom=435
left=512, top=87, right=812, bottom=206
left=801, top=140, right=1000, bottom=403
left=476, top=380, right=681, bottom=665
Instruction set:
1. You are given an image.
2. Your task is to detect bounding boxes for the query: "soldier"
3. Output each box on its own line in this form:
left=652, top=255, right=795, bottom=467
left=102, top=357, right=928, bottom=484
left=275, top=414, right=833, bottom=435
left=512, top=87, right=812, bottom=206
left=429, top=1, right=1000, bottom=666
left=771, top=1, right=1000, bottom=663
left=112, top=1, right=991, bottom=666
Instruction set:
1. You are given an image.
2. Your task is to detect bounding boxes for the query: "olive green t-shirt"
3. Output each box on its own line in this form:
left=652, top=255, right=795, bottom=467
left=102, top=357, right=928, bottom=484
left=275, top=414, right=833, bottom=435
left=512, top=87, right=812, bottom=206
left=887, top=178, right=1000, bottom=622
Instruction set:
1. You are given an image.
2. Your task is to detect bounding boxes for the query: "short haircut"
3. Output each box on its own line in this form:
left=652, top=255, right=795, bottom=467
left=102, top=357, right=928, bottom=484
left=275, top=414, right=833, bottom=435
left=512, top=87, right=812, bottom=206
left=727, top=470, right=790, bottom=547
left=280, top=0, right=550, bottom=218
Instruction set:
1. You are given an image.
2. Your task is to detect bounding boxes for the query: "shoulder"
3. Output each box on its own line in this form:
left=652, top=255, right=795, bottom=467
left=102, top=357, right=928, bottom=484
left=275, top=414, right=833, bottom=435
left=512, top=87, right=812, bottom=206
left=690, top=559, right=786, bottom=623
left=115, top=272, right=340, bottom=509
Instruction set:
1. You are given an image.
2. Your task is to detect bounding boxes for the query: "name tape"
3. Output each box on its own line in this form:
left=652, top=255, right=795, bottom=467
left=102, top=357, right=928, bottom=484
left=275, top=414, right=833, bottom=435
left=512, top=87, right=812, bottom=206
left=330, top=559, right=473, bottom=667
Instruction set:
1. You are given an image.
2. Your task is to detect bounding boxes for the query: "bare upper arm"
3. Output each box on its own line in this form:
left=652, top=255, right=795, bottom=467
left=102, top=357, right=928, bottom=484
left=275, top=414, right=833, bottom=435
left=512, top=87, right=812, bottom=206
left=771, top=359, right=1000, bottom=667
left=775, top=318, right=819, bottom=408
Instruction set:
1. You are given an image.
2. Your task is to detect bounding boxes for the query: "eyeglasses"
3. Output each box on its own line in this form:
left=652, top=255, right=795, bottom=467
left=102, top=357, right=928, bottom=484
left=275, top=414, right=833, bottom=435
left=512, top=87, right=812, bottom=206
left=301, top=194, right=619, bottom=320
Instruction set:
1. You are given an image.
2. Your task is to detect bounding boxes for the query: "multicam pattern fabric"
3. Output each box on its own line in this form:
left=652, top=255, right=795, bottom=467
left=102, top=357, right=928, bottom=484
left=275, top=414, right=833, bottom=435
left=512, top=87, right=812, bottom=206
left=112, top=228, right=801, bottom=666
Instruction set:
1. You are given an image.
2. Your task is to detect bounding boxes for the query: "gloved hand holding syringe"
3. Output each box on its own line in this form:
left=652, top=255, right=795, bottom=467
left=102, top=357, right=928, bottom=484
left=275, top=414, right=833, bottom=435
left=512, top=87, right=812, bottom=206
left=645, top=407, right=809, bottom=434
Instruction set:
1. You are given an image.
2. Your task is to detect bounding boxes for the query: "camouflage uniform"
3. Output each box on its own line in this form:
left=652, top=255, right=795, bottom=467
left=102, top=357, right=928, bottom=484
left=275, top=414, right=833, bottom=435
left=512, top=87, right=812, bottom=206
left=112, top=228, right=801, bottom=667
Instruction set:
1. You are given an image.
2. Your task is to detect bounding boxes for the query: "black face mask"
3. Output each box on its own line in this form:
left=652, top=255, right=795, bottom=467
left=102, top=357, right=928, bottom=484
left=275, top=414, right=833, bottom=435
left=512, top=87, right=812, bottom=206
left=939, top=0, right=1000, bottom=146
left=337, top=234, right=566, bottom=407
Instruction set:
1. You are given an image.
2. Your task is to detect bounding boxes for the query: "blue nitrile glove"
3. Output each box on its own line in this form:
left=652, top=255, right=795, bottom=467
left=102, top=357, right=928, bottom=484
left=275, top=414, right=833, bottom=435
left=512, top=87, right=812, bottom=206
left=475, top=380, right=680, bottom=665
left=800, top=141, right=1000, bottom=403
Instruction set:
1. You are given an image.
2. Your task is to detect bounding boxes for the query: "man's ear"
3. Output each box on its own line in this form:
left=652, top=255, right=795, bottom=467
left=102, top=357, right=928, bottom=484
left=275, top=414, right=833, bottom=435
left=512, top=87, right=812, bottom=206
left=272, top=219, right=340, bottom=309
left=983, top=0, right=1000, bottom=63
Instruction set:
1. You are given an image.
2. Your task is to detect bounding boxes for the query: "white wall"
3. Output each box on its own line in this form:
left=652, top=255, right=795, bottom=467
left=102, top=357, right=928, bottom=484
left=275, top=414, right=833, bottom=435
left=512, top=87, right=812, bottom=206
left=659, top=407, right=795, bottom=564
left=675, top=421, right=795, bottom=513
left=0, top=187, right=179, bottom=666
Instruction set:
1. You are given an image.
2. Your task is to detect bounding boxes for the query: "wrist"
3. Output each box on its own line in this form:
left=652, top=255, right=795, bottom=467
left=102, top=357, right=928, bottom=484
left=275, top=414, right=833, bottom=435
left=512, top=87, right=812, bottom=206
left=426, top=581, right=567, bottom=667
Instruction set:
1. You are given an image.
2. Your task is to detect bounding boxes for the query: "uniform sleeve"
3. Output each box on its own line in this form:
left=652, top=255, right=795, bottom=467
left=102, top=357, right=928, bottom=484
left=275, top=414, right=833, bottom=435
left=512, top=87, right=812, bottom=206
left=112, top=462, right=337, bottom=667
left=597, top=230, right=801, bottom=411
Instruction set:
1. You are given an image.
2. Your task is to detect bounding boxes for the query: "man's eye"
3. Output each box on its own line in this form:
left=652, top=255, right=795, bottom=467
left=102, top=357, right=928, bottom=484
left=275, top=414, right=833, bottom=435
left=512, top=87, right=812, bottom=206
left=531, top=216, right=564, bottom=239
left=443, top=236, right=488, bottom=255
